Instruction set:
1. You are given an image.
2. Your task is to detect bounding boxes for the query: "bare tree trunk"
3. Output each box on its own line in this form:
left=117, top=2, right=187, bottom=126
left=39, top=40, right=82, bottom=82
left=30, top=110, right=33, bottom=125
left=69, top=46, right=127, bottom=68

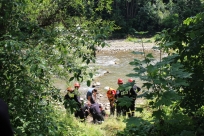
left=126, top=0, right=138, bottom=18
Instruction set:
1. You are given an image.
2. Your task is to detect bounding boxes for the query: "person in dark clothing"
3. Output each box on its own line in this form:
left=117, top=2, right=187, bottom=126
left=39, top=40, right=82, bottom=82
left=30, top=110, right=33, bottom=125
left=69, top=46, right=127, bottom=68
left=99, top=103, right=106, bottom=117
left=115, top=78, right=130, bottom=116
left=128, top=79, right=141, bottom=117
left=89, top=102, right=104, bottom=124
left=0, top=98, right=14, bottom=136
left=86, top=86, right=98, bottom=104
left=64, top=87, right=85, bottom=120
left=81, top=102, right=90, bottom=119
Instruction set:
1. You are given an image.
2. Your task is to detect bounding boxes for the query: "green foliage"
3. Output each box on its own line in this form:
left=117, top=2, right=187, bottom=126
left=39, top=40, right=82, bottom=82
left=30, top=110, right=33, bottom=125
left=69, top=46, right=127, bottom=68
left=106, top=0, right=204, bottom=38
left=117, top=122, right=153, bottom=136
left=126, top=35, right=154, bottom=43
left=128, top=51, right=191, bottom=119
left=119, top=11, right=204, bottom=136
left=116, top=101, right=202, bottom=136
left=117, top=81, right=135, bottom=107
left=0, top=0, right=114, bottom=135
left=157, top=12, right=204, bottom=114
left=63, top=99, right=80, bottom=114
left=162, top=13, right=179, bottom=29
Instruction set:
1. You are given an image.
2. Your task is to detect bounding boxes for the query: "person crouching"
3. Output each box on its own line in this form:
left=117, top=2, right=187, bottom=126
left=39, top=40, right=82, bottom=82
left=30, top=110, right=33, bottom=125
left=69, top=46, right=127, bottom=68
left=89, top=102, right=104, bottom=124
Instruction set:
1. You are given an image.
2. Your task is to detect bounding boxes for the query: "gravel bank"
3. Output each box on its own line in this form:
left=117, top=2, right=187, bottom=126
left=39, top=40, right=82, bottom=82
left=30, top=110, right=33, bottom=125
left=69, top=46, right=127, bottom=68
left=97, top=39, right=155, bottom=52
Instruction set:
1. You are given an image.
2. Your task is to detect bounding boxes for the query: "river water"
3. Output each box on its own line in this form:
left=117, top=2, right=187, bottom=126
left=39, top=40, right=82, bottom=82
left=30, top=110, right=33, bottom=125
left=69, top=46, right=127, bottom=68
left=80, top=49, right=161, bottom=103
left=54, top=47, right=162, bottom=104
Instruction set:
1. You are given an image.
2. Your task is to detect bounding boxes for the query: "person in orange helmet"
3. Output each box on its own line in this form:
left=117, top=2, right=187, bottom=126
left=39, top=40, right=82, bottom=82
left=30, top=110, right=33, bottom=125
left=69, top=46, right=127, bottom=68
left=73, top=82, right=86, bottom=120
left=128, top=78, right=141, bottom=117
left=105, top=86, right=116, bottom=116
left=64, top=86, right=81, bottom=109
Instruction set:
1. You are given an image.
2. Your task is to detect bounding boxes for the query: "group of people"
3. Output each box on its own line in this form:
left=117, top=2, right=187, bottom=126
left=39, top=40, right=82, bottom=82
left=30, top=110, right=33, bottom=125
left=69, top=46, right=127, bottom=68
left=106, top=78, right=141, bottom=117
left=63, top=83, right=105, bottom=124
left=63, top=78, right=141, bottom=123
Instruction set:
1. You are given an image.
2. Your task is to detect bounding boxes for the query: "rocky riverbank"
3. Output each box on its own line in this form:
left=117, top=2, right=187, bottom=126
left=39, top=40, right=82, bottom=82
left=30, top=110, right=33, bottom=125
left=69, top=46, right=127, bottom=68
left=97, top=39, right=155, bottom=52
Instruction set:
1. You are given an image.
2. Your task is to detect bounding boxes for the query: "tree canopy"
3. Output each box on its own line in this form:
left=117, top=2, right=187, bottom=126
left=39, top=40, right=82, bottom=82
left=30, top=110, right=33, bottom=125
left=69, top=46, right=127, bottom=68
left=1, top=0, right=204, bottom=135
left=121, top=11, right=204, bottom=136
left=0, top=0, right=114, bottom=134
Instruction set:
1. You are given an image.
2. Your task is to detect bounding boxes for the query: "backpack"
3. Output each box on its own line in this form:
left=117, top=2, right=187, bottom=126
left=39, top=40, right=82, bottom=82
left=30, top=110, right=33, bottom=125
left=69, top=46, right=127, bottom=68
left=107, top=88, right=116, bottom=100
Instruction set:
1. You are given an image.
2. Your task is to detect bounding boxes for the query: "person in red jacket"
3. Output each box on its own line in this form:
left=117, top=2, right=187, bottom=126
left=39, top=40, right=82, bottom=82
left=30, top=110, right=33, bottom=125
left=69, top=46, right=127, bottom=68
left=105, top=86, right=116, bottom=116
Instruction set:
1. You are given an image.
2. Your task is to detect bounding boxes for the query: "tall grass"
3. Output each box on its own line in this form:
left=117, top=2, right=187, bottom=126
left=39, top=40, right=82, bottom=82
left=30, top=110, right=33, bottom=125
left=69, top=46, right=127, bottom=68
left=52, top=102, right=127, bottom=136
left=51, top=98, right=150, bottom=135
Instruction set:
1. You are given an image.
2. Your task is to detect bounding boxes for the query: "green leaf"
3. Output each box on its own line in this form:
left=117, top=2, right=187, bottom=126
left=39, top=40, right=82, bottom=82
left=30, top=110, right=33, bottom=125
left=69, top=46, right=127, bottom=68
left=180, top=130, right=194, bottom=136
left=118, top=96, right=132, bottom=107
left=135, top=107, right=143, bottom=113
left=146, top=53, right=154, bottom=58
left=163, top=41, right=176, bottom=47
left=143, top=82, right=153, bottom=90
left=87, top=80, right=91, bottom=86
left=149, top=101, right=154, bottom=106
left=69, top=77, right=74, bottom=81
left=132, top=51, right=144, bottom=55
left=89, top=73, right=93, bottom=78
left=152, top=109, right=164, bottom=119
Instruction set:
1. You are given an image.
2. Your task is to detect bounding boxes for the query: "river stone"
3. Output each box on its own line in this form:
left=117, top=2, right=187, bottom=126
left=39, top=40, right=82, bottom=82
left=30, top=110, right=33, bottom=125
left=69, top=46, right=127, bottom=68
left=95, top=82, right=100, bottom=86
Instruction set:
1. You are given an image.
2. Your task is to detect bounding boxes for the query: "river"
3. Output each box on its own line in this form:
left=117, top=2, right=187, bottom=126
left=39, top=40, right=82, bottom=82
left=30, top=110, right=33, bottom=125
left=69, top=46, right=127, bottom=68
left=54, top=41, right=162, bottom=105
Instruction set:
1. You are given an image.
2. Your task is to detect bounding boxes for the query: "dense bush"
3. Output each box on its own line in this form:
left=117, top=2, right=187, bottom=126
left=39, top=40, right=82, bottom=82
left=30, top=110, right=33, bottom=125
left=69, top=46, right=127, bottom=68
left=105, top=0, right=203, bottom=38
left=0, top=0, right=114, bottom=135
left=117, top=11, right=204, bottom=136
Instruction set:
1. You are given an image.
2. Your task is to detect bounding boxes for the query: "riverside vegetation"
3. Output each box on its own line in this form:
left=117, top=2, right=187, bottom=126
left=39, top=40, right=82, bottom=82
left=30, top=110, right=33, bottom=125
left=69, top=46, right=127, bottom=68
left=0, top=0, right=204, bottom=136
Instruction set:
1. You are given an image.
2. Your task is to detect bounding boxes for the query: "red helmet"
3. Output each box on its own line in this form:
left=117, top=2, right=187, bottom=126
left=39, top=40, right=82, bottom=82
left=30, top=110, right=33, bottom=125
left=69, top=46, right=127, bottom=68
left=74, top=82, right=80, bottom=87
left=128, top=79, right=133, bottom=82
left=117, top=78, right=123, bottom=84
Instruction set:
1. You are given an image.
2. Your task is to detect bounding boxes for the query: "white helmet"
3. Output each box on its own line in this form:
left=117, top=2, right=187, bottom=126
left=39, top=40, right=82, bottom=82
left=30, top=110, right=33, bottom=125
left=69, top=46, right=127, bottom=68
left=104, top=86, right=109, bottom=91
